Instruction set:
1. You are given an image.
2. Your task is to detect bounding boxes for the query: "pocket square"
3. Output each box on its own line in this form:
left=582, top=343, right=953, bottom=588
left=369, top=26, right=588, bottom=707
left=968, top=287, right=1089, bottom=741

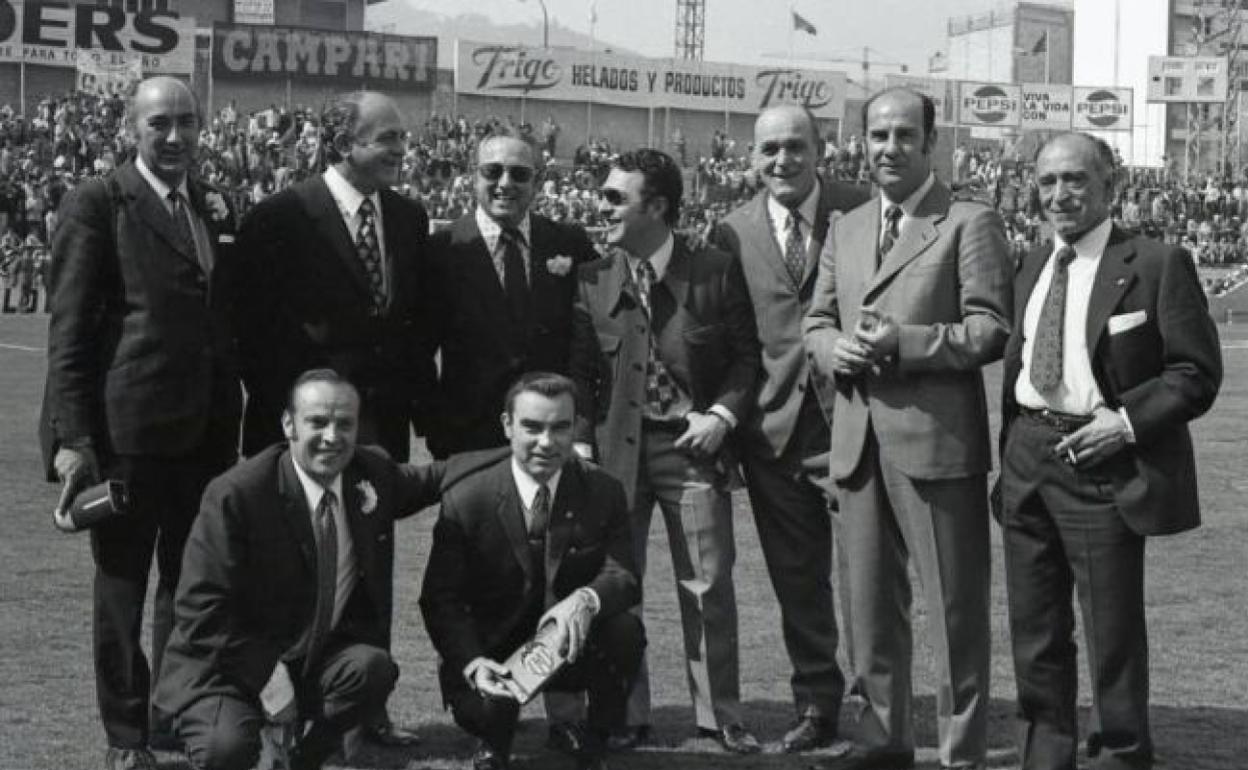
left=217, top=234, right=235, bottom=244
left=1108, top=310, right=1147, bottom=335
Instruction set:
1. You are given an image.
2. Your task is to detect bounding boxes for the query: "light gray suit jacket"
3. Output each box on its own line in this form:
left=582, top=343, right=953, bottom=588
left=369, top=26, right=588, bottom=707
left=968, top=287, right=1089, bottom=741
left=802, top=180, right=1013, bottom=481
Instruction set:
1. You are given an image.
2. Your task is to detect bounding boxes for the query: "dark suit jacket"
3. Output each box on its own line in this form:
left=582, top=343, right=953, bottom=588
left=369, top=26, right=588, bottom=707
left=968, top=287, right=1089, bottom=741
left=569, top=237, right=761, bottom=503
left=425, top=213, right=599, bottom=457
left=1001, top=227, right=1222, bottom=535
left=803, top=181, right=1013, bottom=481
left=234, top=176, right=435, bottom=459
left=154, top=444, right=468, bottom=717
left=41, top=161, right=241, bottom=475
left=418, top=454, right=638, bottom=683
left=711, top=181, right=870, bottom=459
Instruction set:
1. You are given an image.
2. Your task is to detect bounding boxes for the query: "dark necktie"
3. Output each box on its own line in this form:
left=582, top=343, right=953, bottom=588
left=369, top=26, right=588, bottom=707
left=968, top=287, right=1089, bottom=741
left=305, top=489, right=339, bottom=669
left=528, top=483, right=550, bottom=539
left=500, top=227, right=531, bottom=323
left=168, top=190, right=208, bottom=273
left=356, top=198, right=385, bottom=308
left=1030, top=246, right=1077, bottom=393
left=782, top=209, right=806, bottom=287
left=635, top=259, right=678, bottom=414
left=879, top=204, right=902, bottom=263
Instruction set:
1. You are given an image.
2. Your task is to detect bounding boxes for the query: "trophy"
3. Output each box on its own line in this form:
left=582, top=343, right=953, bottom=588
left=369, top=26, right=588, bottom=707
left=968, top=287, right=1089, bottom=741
left=501, top=620, right=568, bottom=704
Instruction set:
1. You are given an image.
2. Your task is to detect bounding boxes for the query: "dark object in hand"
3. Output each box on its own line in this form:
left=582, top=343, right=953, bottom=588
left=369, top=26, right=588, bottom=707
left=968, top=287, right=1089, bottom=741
left=59, top=479, right=130, bottom=531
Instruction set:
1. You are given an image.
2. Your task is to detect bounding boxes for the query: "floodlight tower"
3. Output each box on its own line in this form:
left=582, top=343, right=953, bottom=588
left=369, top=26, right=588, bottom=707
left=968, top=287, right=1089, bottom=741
left=675, top=0, right=706, bottom=61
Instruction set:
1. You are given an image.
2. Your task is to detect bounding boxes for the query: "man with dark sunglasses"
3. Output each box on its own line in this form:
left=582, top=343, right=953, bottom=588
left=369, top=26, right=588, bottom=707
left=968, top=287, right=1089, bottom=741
left=425, top=133, right=599, bottom=461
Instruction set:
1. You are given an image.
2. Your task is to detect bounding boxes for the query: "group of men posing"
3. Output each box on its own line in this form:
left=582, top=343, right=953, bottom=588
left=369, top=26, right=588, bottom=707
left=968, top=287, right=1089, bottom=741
left=39, top=75, right=1222, bottom=770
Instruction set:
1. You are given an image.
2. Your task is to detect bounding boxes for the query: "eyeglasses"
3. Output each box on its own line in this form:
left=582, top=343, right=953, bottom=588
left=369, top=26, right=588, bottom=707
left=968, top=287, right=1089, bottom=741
left=478, top=163, right=535, bottom=183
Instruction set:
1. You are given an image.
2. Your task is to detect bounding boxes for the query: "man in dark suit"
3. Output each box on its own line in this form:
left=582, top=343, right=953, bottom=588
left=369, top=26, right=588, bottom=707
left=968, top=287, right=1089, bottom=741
left=155, top=369, right=468, bottom=770
left=425, top=133, right=599, bottom=459
left=420, top=372, right=644, bottom=770
left=235, top=91, right=436, bottom=465
left=710, top=105, right=868, bottom=752
left=570, top=148, right=762, bottom=753
left=41, top=76, right=242, bottom=770
left=803, top=88, right=1013, bottom=770
left=998, top=133, right=1222, bottom=770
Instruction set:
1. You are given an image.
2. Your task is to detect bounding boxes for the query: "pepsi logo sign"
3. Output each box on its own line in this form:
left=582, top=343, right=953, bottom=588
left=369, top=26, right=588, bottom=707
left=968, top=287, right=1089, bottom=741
left=1077, top=90, right=1129, bottom=128
left=963, top=84, right=1016, bottom=124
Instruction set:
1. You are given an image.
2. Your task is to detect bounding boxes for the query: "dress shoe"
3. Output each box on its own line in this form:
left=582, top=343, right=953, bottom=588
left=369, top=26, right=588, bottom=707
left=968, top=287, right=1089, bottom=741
left=698, top=723, right=762, bottom=754
left=546, top=721, right=589, bottom=755
left=104, top=747, right=158, bottom=770
left=605, top=724, right=651, bottom=752
left=363, top=716, right=421, bottom=746
left=782, top=713, right=838, bottom=753
left=472, top=743, right=510, bottom=770
left=809, top=746, right=914, bottom=770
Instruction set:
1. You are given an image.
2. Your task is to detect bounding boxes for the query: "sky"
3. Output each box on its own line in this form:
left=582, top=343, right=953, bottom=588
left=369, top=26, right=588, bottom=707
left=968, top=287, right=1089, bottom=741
left=368, top=0, right=1015, bottom=77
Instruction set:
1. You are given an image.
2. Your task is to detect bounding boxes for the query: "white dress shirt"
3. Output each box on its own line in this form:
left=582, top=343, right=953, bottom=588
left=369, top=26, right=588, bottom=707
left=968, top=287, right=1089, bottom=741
left=765, top=181, right=821, bottom=256
left=136, top=155, right=213, bottom=272
left=323, top=165, right=388, bottom=296
left=475, top=206, right=533, bottom=286
left=290, top=461, right=358, bottom=629
left=879, top=171, right=936, bottom=238
left=1013, top=217, right=1134, bottom=444
left=511, top=457, right=563, bottom=533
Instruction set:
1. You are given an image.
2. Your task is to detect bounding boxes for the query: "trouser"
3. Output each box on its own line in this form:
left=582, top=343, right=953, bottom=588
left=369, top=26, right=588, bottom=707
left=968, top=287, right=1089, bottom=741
left=626, top=422, right=741, bottom=730
left=177, top=643, right=397, bottom=770
left=838, top=429, right=991, bottom=768
left=1001, top=415, right=1152, bottom=770
left=446, top=612, right=645, bottom=759
left=91, top=442, right=235, bottom=749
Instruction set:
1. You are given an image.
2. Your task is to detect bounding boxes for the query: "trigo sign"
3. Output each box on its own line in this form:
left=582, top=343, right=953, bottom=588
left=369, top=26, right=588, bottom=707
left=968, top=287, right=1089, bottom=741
left=454, top=39, right=847, bottom=119
left=0, top=0, right=194, bottom=73
left=958, top=82, right=1022, bottom=127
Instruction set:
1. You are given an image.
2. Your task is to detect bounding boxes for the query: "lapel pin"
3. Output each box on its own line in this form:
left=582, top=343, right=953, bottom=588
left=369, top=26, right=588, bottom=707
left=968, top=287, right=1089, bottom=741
left=1115, top=277, right=1126, bottom=286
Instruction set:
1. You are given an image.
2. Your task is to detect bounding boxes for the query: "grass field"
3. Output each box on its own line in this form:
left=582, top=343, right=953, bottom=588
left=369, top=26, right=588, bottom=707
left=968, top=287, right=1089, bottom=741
left=2, top=312, right=1247, bottom=770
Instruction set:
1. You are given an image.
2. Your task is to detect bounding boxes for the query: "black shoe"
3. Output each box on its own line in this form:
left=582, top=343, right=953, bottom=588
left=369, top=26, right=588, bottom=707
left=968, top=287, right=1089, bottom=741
left=103, top=747, right=158, bottom=770
left=782, top=713, right=838, bottom=753
left=605, top=724, right=651, bottom=752
left=363, top=716, right=421, bottom=747
left=698, top=723, right=762, bottom=754
left=472, top=743, right=510, bottom=770
left=546, top=721, right=589, bottom=756
left=809, top=747, right=915, bottom=770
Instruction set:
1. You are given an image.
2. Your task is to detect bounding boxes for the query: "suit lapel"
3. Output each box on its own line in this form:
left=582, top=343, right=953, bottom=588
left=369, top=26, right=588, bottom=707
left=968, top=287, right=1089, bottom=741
left=340, top=464, right=374, bottom=572
left=1085, top=227, right=1137, bottom=355
left=865, top=182, right=948, bottom=301
left=117, top=162, right=197, bottom=267
left=298, top=177, right=372, bottom=301
left=743, top=194, right=798, bottom=292
left=805, top=183, right=836, bottom=288
left=458, top=216, right=513, bottom=329
left=606, top=250, right=638, bottom=318
left=546, top=463, right=579, bottom=582
left=841, top=200, right=880, bottom=316
left=277, top=452, right=317, bottom=572
left=378, top=189, right=404, bottom=314
left=1015, top=241, right=1052, bottom=328
left=657, top=238, right=693, bottom=329
left=493, top=462, right=534, bottom=582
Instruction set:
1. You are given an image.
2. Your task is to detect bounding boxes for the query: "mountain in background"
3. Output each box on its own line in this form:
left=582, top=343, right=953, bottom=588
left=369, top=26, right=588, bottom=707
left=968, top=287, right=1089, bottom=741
left=365, top=1, right=644, bottom=67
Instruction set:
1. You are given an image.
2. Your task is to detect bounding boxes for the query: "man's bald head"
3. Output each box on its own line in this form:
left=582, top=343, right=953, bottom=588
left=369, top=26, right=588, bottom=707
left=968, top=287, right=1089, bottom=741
left=128, top=76, right=201, bottom=187
left=754, top=105, right=822, bottom=150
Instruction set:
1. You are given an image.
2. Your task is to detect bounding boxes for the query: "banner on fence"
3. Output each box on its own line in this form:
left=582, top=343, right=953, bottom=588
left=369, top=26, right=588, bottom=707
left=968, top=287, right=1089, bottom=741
left=0, top=0, right=194, bottom=73
left=76, top=56, right=143, bottom=99
left=454, top=39, right=848, bottom=118
left=958, top=81, right=1023, bottom=127
left=1072, top=86, right=1133, bottom=131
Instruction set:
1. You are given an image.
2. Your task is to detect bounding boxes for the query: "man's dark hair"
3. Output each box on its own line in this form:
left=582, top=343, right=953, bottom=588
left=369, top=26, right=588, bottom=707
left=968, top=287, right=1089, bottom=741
left=286, top=368, right=359, bottom=412
left=615, top=148, right=683, bottom=226
left=503, top=371, right=578, bottom=417
left=860, top=87, right=936, bottom=143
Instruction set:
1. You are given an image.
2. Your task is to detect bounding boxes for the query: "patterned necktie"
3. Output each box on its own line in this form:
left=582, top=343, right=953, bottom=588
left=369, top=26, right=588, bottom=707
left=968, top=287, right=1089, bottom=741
left=635, top=259, right=679, bottom=414
left=1030, top=246, right=1077, bottom=393
left=500, top=227, right=531, bottom=323
left=528, top=483, right=550, bottom=539
left=305, top=490, right=338, bottom=669
left=783, top=209, right=806, bottom=287
left=879, top=204, right=902, bottom=263
left=356, top=198, right=385, bottom=307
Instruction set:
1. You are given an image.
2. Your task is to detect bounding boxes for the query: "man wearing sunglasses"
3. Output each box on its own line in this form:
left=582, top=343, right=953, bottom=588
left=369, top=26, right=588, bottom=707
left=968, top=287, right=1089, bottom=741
left=569, top=148, right=763, bottom=754
left=231, top=90, right=437, bottom=748
left=425, top=133, right=598, bottom=461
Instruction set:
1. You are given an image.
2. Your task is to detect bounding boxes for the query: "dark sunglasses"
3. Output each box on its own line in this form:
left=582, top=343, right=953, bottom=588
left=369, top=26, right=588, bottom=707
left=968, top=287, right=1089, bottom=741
left=478, top=163, right=535, bottom=183
left=599, top=188, right=628, bottom=205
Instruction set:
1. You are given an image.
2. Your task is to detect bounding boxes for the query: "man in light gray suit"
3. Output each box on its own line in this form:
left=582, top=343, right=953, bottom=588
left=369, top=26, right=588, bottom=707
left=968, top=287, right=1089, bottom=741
left=802, top=88, right=1012, bottom=770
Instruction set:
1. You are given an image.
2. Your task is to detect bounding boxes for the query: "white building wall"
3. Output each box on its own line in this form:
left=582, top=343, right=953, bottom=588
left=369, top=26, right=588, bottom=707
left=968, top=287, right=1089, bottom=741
left=948, top=23, right=1019, bottom=83
left=1072, top=0, right=1169, bottom=167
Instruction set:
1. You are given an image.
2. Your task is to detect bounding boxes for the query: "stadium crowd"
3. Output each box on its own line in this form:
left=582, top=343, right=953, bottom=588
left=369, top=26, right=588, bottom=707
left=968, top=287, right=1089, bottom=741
left=7, top=88, right=1248, bottom=315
